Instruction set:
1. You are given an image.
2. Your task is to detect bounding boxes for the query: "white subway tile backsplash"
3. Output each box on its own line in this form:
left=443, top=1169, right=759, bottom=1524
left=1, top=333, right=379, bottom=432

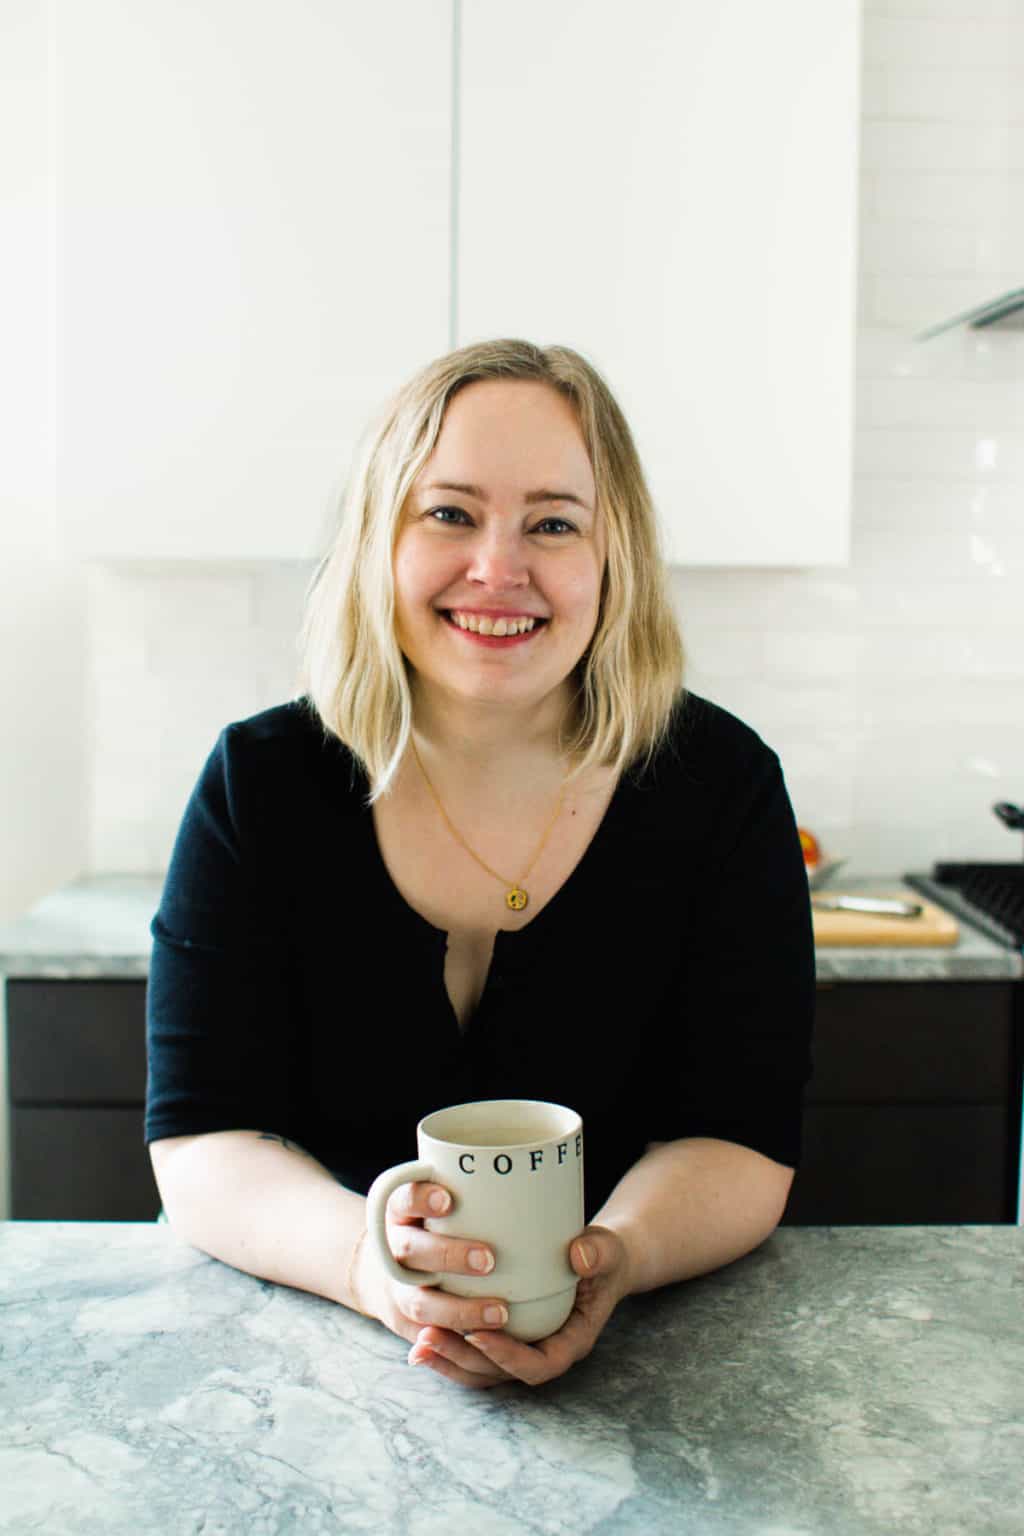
left=142, top=570, right=254, bottom=635
left=91, top=816, right=152, bottom=876
left=860, top=220, right=997, bottom=279
left=861, top=119, right=1024, bottom=173
left=145, top=619, right=262, bottom=678
left=872, top=171, right=1024, bottom=228
left=855, top=477, right=1023, bottom=528
left=855, top=676, right=1023, bottom=726
left=863, top=16, right=1024, bottom=72
left=849, top=575, right=1024, bottom=627
left=857, top=626, right=1024, bottom=678
left=864, top=271, right=1024, bottom=329
left=864, top=3, right=1024, bottom=21
left=856, top=425, right=1024, bottom=477
left=857, top=378, right=1024, bottom=428
left=686, top=630, right=862, bottom=680
left=684, top=679, right=861, bottom=735
left=862, top=67, right=1022, bottom=123
left=673, top=571, right=863, bottom=633
left=857, top=326, right=1024, bottom=383
left=251, top=562, right=316, bottom=643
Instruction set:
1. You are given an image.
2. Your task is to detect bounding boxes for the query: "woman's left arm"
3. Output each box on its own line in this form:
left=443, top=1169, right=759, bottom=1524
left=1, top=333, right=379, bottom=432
left=592, top=1133, right=793, bottom=1292
left=412, top=1134, right=791, bottom=1389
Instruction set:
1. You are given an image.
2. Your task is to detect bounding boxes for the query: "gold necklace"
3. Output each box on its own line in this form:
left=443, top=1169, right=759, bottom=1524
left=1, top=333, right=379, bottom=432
left=410, top=735, right=566, bottom=912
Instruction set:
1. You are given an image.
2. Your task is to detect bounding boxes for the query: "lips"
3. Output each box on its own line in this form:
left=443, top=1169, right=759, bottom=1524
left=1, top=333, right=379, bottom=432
left=439, top=609, right=548, bottom=643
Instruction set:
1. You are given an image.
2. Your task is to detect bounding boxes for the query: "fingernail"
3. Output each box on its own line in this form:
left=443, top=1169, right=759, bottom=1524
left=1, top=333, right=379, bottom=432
left=468, top=1248, right=494, bottom=1274
left=576, top=1240, right=596, bottom=1272
left=483, top=1304, right=507, bottom=1326
left=429, top=1190, right=451, bottom=1215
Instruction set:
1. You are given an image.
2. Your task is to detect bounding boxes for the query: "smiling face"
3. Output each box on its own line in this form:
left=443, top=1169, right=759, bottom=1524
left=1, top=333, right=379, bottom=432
left=393, top=379, right=604, bottom=722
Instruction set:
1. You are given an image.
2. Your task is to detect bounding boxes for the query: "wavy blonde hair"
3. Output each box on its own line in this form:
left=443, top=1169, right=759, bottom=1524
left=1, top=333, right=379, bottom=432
left=297, top=338, right=685, bottom=801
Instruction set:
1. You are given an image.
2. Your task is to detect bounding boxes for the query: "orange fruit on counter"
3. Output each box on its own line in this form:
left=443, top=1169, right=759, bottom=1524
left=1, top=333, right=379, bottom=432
left=797, top=827, right=821, bottom=867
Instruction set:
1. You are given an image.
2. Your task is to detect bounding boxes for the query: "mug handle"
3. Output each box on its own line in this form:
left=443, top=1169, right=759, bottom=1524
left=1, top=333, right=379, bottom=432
left=364, top=1159, right=444, bottom=1288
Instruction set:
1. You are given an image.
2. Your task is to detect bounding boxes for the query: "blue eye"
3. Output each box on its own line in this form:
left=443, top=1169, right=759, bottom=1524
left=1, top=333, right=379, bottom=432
left=428, top=506, right=471, bottom=525
left=534, top=517, right=576, bottom=536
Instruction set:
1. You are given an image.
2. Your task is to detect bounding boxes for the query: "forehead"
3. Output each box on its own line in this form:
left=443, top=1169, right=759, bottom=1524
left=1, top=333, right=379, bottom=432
left=414, top=379, right=596, bottom=503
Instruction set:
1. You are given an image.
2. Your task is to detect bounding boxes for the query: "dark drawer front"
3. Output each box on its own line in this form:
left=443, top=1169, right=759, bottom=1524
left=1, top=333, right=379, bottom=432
left=11, top=1106, right=161, bottom=1220
left=783, top=1104, right=1011, bottom=1224
left=810, top=982, right=1013, bottom=1104
left=7, top=980, right=147, bottom=1103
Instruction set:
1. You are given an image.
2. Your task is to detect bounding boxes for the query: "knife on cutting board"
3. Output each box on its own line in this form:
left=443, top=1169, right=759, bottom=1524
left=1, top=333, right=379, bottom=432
left=810, top=891, right=959, bottom=947
left=811, top=894, right=922, bottom=918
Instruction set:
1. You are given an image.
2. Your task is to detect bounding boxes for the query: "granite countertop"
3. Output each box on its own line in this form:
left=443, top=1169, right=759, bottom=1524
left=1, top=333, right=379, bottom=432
left=2, top=1222, right=1020, bottom=1535
left=0, top=873, right=1020, bottom=983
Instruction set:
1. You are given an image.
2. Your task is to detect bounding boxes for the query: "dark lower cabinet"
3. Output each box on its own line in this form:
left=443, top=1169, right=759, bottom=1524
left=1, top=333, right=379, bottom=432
left=5, top=975, right=1022, bottom=1224
left=6, top=978, right=159, bottom=1220
left=783, top=980, right=1022, bottom=1225
left=12, top=1105, right=158, bottom=1220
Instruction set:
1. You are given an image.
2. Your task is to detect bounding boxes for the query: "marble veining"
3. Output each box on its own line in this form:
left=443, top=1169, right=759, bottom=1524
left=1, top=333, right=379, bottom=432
left=1, top=1223, right=1021, bottom=1534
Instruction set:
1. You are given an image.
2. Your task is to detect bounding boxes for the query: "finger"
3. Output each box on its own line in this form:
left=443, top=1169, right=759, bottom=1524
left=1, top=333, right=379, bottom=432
left=408, top=1326, right=509, bottom=1383
left=386, top=1181, right=453, bottom=1225
left=463, top=1327, right=570, bottom=1388
left=409, top=1345, right=508, bottom=1391
left=397, top=1285, right=510, bottom=1337
left=388, top=1221, right=497, bottom=1281
left=464, top=1271, right=618, bottom=1386
left=569, top=1225, right=623, bottom=1280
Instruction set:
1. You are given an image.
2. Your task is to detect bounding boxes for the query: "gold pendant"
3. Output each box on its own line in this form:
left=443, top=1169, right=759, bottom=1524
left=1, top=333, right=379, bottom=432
left=505, top=886, right=528, bottom=912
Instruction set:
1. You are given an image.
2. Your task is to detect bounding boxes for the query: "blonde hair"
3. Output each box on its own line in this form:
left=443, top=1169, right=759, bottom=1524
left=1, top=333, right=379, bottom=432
left=297, top=338, right=685, bottom=801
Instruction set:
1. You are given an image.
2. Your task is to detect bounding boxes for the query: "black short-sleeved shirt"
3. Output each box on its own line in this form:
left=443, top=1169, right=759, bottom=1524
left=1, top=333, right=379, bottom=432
left=145, top=690, right=815, bottom=1220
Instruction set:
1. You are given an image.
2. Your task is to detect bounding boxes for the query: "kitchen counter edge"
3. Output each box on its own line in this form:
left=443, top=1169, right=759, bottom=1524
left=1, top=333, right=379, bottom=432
left=0, top=873, right=1020, bottom=982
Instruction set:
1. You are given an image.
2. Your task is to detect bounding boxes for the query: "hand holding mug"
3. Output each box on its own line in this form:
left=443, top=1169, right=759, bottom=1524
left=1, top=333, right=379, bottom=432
left=352, top=1173, right=515, bottom=1361
left=365, top=1099, right=585, bottom=1343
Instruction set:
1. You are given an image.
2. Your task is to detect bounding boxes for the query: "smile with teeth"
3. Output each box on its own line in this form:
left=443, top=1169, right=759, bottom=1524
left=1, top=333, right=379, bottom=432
left=445, top=611, right=544, bottom=636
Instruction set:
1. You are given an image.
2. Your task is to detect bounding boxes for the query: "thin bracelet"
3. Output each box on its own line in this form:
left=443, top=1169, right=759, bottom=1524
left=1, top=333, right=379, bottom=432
left=345, top=1227, right=372, bottom=1317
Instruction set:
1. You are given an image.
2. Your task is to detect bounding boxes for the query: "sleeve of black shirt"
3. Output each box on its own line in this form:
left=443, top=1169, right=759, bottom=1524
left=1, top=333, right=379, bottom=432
left=647, top=727, right=816, bottom=1168
left=144, top=724, right=297, bottom=1146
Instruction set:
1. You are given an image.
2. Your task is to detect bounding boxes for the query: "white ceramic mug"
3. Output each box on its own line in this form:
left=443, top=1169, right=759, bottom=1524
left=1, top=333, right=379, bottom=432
left=365, top=1099, right=584, bottom=1342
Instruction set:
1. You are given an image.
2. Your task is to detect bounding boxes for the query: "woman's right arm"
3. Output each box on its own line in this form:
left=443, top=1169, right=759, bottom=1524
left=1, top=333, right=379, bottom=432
left=149, top=1130, right=513, bottom=1375
left=150, top=1130, right=370, bottom=1310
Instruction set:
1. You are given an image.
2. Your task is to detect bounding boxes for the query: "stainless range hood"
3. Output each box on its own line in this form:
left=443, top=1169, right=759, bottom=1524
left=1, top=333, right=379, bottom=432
left=916, top=286, right=1024, bottom=341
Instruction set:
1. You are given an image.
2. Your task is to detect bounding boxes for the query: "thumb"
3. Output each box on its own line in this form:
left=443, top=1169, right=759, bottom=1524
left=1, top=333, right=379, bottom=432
left=570, top=1225, right=619, bottom=1278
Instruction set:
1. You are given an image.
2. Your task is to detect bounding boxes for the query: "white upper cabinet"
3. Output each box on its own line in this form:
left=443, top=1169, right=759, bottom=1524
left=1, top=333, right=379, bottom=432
left=56, top=2, right=451, bottom=559
left=53, top=1, right=859, bottom=565
left=457, top=0, right=860, bottom=566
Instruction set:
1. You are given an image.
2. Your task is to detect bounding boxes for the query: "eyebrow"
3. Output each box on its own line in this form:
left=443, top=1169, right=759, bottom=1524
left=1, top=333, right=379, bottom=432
left=421, top=479, right=592, bottom=511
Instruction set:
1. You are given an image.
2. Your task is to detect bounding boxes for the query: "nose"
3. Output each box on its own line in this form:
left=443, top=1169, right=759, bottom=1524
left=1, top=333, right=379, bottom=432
left=465, top=524, right=530, bottom=590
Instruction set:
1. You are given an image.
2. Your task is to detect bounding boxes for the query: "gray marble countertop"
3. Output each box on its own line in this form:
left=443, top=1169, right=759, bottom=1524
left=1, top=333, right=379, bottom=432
left=0, top=875, right=155, bottom=980
left=2, top=1222, right=1021, bottom=1535
left=0, top=873, right=1020, bottom=983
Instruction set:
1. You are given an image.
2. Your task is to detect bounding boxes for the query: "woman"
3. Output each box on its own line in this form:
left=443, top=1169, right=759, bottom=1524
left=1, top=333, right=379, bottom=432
left=146, top=338, right=814, bottom=1391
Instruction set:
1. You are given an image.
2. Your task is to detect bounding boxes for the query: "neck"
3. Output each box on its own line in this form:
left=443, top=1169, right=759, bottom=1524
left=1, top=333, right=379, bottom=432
left=408, top=679, right=576, bottom=779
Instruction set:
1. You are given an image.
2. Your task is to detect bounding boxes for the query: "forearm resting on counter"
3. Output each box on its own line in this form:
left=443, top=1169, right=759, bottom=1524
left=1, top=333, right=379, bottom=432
left=149, top=1131, right=368, bottom=1311
left=594, top=1137, right=795, bottom=1296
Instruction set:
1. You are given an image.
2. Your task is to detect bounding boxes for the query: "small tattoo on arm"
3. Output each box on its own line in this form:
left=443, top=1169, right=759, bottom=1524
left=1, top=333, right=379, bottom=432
left=258, top=1132, right=315, bottom=1160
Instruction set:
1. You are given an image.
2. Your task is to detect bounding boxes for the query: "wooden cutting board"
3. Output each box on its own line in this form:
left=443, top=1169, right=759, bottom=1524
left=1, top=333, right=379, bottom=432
left=812, top=892, right=959, bottom=947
